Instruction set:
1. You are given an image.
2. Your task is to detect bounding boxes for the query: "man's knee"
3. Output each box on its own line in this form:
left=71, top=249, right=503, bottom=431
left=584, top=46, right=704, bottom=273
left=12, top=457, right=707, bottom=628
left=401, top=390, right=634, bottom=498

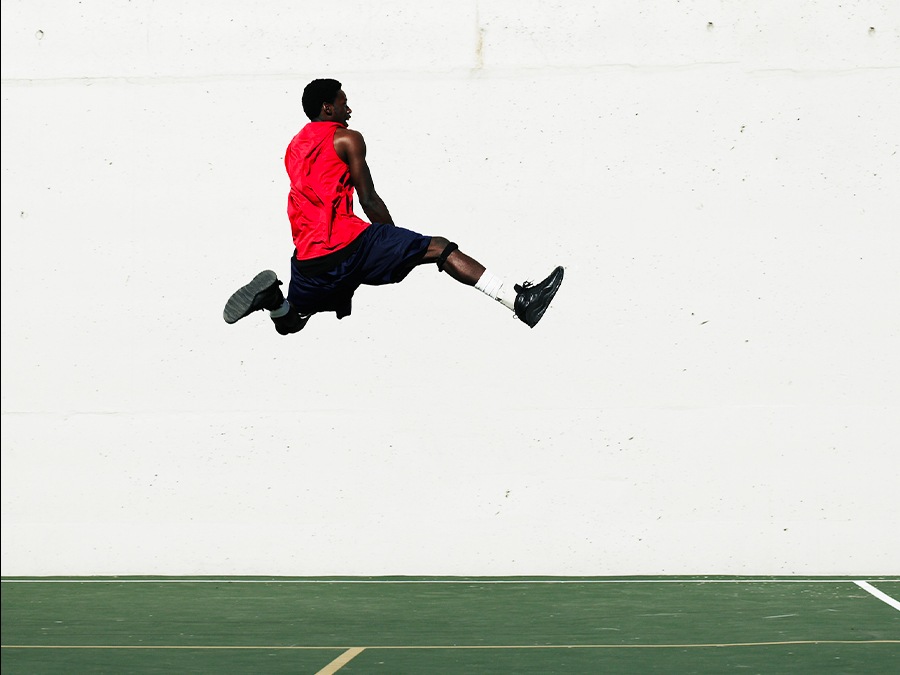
left=426, top=236, right=450, bottom=258
left=434, top=239, right=458, bottom=272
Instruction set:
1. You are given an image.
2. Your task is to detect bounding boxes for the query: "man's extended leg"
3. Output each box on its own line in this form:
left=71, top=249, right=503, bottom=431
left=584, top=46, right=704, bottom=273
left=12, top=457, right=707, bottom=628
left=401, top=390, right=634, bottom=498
left=420, top=237, right=564, bottom=328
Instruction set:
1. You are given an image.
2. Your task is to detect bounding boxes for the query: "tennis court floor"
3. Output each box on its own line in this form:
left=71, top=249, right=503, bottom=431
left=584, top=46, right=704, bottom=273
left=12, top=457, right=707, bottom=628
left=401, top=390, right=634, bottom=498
left=3, top=577, right=898, bottom=673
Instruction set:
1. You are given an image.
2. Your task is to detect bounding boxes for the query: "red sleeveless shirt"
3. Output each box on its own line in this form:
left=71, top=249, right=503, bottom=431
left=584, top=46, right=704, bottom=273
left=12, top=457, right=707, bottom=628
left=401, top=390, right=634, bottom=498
left=285, top=121, right=370, bottom=261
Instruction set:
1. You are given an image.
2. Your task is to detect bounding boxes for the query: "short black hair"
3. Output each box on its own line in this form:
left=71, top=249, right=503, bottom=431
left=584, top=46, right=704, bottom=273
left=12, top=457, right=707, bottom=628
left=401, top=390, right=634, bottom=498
left=302, top=79, right=342, bottom=120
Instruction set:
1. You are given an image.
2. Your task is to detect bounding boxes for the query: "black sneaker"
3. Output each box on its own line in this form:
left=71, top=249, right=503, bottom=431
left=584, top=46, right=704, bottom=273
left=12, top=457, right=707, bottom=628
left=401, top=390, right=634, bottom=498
left=514, top=266, right=564, bottom=328
left=223, top=270, right=285, bottom=324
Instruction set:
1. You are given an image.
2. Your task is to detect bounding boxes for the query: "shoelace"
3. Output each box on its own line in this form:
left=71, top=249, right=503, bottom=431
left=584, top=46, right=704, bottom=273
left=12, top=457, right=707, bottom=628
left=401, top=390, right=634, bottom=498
left=514, top=280, right=534, bottom=293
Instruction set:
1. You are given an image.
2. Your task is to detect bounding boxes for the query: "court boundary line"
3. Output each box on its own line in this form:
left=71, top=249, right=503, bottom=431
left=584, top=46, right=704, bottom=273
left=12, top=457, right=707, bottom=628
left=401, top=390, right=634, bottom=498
left=855, top=580, right=900, bottom=612
left=3, top=577, right=899, bottom=584
left=3, top=640, right=899, bottom=651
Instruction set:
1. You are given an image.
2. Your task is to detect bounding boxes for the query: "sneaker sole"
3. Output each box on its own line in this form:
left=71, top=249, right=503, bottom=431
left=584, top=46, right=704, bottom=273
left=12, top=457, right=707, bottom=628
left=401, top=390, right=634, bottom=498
left=223, top=270, right=279, bottom=324
left=526, top=266, right=564, bottom=328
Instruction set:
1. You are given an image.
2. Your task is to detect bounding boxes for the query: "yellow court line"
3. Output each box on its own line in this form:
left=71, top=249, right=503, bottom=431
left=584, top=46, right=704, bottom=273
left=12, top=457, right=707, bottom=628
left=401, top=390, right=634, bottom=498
left=315, top=647, right=365, bottom=675
left=370, top=640, right=900, bottom=649
left=3, top=640, right=899, bottom=650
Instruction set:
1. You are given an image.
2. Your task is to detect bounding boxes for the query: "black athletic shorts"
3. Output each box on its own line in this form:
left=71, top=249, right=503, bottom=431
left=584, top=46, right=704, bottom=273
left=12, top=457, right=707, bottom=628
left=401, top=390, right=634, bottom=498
left=286, top=222, right=431, bottom=319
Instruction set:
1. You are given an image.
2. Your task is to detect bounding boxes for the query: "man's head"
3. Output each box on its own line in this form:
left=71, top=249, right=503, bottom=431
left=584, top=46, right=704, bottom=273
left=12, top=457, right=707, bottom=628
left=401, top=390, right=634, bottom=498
left=302, top=79, right=351, bottom=126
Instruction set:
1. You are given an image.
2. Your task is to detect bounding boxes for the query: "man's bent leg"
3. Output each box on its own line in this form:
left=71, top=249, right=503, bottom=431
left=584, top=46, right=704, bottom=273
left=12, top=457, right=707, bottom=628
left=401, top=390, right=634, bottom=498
left=224, top=270, right=309, bottom=335
left=224, top=270, right=286, bottom=324
left=271, top=305, right=310, bottom=335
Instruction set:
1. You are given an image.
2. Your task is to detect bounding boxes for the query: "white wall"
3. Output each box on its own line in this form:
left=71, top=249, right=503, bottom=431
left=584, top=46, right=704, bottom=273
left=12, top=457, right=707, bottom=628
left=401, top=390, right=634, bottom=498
left=2, top=0, right=898, bottom=576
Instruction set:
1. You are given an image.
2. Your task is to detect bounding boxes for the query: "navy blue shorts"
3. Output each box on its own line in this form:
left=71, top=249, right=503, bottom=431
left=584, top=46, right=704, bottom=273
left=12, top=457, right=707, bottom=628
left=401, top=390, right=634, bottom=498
left=287, top=222, right=431, bottom=318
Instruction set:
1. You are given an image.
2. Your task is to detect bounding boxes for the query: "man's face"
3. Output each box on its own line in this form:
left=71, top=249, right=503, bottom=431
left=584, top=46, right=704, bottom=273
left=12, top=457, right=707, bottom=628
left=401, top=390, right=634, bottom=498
left=326, top=90, right=352, bottom=127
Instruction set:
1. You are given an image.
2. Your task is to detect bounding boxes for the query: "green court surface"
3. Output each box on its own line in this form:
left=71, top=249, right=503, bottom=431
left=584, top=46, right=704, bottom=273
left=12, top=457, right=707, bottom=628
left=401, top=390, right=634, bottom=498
left=2, top=577, right=898, bottom=673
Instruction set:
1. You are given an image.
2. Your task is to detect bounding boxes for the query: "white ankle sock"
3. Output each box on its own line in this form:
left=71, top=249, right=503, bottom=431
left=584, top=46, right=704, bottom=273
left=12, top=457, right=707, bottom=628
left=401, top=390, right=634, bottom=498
left=475, top=270, right=517, bottom=311
left=269, top=300, right=290, bottom=318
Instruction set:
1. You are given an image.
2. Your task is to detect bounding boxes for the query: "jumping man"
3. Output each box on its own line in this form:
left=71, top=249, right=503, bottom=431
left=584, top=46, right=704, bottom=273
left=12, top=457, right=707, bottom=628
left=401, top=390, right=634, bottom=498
left=224, top=78, right=564, bottom=335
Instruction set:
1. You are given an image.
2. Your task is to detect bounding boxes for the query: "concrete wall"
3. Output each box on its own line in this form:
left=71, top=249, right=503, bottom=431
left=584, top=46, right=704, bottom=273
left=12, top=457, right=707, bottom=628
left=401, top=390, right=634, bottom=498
left=2, top=0, right=898, bottom=576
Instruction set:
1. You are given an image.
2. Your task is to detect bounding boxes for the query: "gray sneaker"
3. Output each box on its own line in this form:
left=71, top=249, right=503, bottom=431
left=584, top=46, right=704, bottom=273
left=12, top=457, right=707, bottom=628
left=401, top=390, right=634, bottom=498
left=223, top=270, right=285, bottom=324
left=514, top=266, right=564, bottom=328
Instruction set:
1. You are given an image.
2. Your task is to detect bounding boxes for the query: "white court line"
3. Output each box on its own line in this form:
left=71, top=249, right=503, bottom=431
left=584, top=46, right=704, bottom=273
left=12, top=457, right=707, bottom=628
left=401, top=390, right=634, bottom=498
left=314, top=647, right=364, bottom=674
left=2, top=578, right=898, bottom=584
left=855, top=581, right=900, bottom=612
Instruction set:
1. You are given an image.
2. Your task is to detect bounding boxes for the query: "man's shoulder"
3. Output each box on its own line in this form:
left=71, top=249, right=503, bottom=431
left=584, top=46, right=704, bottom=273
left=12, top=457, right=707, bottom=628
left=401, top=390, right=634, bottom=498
left=334, top=127, right=364, bottom=141
left=333, top=127, right=366, bottom=154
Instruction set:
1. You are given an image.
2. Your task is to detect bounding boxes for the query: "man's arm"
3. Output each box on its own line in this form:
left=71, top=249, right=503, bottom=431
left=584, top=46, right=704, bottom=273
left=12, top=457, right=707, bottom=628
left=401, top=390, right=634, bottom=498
left=333, top=128, right=393, bottom=225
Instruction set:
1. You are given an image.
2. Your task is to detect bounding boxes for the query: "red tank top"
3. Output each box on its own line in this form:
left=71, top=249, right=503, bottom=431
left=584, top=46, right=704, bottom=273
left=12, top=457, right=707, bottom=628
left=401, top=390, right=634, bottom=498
left=285, top=121, right=369, bottom=261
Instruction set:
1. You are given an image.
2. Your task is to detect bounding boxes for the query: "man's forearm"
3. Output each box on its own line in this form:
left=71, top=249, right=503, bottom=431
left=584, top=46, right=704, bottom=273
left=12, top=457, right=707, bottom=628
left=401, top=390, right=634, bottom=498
left=360, top=194, right=393, bottom=225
